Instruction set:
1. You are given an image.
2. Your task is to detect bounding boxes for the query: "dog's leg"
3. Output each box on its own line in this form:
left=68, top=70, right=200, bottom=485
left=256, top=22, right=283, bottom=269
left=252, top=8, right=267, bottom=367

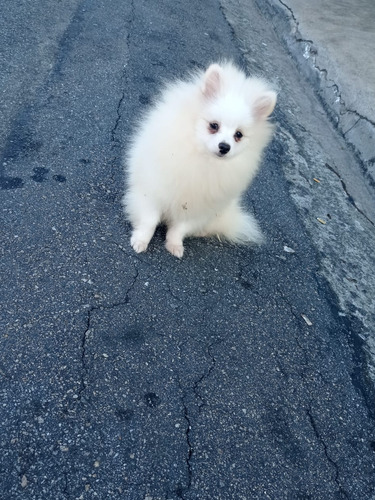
left=165, top=223, right=190, bottom=258
left=124, top=192, right=160, bottom=253
left=130, top=224, right=157, bottom=253
left=130, top=210, right=160, bottom=253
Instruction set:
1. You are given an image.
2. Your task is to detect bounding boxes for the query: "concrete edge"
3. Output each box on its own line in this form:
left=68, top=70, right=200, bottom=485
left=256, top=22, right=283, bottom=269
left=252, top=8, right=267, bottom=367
left=255, top=0, right=375, bottom=186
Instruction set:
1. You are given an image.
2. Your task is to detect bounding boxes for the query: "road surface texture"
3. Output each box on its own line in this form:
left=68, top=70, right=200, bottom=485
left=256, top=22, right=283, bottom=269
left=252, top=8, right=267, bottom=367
left=1, top=0, right=375, bottom=499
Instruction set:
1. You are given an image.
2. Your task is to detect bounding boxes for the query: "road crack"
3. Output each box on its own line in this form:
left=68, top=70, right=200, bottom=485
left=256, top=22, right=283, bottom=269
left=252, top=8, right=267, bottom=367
left=325, top=163, right=374, bottom=226
left=110, top=0, right=135, bottom=146
left=306, top=405, right=349, bottom=499
left=274, top=287, right=351, bottom=497
left=182, top=398, right=193, bottom=497
left=77, top=308, right=91, bottom=401
left=77, top=267, right=139, bottom=401
left=176, top=380, right=193, bottom=499
left=192, top=343, right=217, bottom=413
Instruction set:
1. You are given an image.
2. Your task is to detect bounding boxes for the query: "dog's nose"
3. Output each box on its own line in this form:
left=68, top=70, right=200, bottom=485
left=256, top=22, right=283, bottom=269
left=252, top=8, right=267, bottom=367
left=218, top=142, right=230, bottom=155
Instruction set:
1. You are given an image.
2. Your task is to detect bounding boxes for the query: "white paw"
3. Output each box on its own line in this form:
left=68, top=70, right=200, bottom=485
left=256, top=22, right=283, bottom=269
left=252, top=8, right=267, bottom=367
left=131, top=236, right=149, bottom=253
left=165, top=241, right=184, bottom=259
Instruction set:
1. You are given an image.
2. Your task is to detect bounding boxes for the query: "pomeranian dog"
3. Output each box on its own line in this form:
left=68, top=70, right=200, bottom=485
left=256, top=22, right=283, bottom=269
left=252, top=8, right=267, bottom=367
left=122, top=61, right=277, bottom=258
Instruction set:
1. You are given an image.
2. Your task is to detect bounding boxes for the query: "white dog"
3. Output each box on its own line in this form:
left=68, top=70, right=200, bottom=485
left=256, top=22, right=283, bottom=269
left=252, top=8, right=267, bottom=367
left=122, top=62, right=276, bottom=258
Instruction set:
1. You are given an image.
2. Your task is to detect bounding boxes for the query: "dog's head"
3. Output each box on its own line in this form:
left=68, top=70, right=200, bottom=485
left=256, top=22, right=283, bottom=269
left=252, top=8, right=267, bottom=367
left=196, top=63, right=277, bottom=159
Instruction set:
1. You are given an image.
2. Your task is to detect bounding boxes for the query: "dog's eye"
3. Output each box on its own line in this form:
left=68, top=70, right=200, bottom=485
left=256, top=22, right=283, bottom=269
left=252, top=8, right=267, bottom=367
left=209, top=122, right=219, bottom=133
left=234, top=131, right=243, bottom=141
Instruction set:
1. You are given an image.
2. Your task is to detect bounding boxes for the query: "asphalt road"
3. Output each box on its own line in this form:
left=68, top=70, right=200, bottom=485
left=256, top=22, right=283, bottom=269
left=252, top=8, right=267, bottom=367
left=1, top=1, right=374, bottom=499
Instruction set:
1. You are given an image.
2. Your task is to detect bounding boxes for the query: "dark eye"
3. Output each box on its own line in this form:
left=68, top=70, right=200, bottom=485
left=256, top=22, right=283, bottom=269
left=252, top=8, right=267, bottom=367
left=209, top=122, right=219, bottom=133
left=234, top=131, right=243, bottom=141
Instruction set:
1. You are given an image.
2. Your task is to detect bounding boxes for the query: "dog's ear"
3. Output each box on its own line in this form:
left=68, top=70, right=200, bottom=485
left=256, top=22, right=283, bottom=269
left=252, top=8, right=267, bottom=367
left=202, top=64, right=222, bottom=99
left=253, top=91, right=277, bottom=120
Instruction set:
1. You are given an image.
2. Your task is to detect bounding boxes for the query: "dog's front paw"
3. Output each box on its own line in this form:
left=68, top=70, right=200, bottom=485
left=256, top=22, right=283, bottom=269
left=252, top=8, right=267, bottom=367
left=165, top=241, right=184, bottom=259
left=131, top=236, right=149, bottom=254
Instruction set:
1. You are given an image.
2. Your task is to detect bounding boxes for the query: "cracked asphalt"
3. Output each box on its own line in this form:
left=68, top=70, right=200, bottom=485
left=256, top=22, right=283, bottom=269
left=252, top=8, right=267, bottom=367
left=1, top=0, right=375, bottom=499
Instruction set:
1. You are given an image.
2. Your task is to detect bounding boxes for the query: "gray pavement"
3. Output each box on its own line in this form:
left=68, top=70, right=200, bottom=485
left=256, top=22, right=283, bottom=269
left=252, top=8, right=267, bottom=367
left=1, top=1, right=375, bottom=499
left=260, top=0, right=375, bottom=182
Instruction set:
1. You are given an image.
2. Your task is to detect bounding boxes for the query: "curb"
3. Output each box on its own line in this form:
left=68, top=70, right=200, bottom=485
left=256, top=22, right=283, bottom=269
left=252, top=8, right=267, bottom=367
left=256, top=0, right=375, bottom=186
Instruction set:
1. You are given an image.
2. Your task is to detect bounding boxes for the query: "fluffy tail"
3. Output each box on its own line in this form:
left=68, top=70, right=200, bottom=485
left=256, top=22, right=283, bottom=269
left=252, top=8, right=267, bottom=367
left=203, top=202, right=263, bottom=244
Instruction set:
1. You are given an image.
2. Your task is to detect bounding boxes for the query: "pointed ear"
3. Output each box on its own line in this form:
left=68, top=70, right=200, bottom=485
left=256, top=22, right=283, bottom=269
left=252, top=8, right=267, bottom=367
left=253, top=91, right=277, bottom=120
left=202, top=64, right=222, bottom=99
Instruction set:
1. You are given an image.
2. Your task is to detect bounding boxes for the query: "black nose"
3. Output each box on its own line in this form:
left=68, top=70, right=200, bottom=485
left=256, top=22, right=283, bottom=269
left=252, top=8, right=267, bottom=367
left=218, top=142, right=230, bottom=155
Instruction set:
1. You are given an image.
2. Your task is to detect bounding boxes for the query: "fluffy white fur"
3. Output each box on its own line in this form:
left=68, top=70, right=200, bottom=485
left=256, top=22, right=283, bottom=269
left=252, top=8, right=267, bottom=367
left=122, top=62, right=277, bottom=258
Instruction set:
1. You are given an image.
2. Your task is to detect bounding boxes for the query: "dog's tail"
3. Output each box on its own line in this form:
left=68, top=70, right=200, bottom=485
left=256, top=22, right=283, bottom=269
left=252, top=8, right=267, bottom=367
left=203, top=201, right=264, bottom=244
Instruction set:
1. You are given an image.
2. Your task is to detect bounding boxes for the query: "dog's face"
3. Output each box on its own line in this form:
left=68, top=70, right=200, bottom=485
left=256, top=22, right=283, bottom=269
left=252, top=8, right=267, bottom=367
left=197, top=94, right=254, bottom=159
left=196, top=63, right=276, bottom=159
